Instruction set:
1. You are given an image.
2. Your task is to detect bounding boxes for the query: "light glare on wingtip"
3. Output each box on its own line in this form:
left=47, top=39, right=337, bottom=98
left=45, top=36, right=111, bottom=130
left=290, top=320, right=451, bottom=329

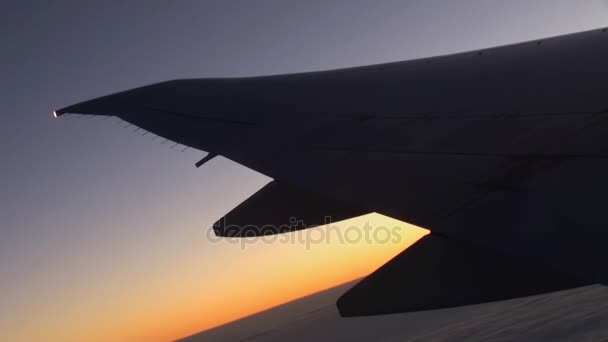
left=53, top=111, right=58, bottom=118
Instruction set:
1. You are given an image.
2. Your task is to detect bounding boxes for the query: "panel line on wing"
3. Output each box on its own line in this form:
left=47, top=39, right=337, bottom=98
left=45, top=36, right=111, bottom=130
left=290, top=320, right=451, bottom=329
left=363, top=109, right=608, bottom=121
left=144, top=106, right=257, bottom=126
left=314, top=146, right=608, bottom=160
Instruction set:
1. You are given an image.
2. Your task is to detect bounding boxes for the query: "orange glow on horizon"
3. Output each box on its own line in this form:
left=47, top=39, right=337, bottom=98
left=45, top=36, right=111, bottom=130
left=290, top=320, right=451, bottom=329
left=170, top=214, right=429, bottom=341
left=6, top=214, right=428, bottom=342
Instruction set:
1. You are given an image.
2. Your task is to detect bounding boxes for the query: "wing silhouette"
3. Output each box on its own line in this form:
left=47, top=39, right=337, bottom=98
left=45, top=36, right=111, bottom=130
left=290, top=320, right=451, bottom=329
left=55, top=27, right=608, bottom=315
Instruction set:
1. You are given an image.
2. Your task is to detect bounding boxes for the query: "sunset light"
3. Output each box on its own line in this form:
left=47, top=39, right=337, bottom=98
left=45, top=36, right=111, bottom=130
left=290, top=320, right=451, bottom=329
left=6, top=1, right=608, bottom=341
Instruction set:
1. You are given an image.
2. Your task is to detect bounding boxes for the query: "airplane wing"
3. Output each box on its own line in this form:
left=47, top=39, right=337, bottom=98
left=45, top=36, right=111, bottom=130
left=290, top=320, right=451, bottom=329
left=55, top=27, right=608, bottom=315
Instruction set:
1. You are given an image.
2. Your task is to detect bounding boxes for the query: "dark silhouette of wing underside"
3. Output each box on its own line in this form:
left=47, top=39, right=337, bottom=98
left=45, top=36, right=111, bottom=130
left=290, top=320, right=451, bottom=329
left=55, top=27, right=608, bottom=314
left=213, top=181, right=369, bottom=237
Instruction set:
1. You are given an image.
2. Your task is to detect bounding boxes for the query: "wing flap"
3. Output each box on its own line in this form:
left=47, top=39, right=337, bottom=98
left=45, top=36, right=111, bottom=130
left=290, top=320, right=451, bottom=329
left=213, top=181, right=369, bottom=237
left=337, top=234, right=589, bottom=316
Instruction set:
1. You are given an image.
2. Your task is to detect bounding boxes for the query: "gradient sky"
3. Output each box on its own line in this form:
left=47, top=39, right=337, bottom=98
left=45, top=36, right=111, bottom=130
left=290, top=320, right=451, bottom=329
left=1, top=1, right=607, bottom=341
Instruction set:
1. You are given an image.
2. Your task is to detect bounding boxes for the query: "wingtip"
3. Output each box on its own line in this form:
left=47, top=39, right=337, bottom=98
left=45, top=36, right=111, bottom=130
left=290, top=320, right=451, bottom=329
left=53, top=109, right=68, bottom=118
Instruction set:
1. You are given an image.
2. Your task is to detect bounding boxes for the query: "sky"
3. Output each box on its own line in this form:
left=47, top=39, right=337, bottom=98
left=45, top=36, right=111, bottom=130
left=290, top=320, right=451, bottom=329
left=1, top=1, right=607, bottom=341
